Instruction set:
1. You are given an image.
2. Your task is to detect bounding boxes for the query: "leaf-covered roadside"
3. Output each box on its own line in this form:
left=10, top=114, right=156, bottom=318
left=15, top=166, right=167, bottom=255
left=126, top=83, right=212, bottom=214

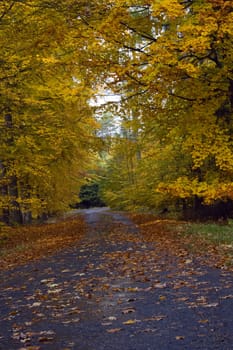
left=0, top=216, right=86, bottom=271
left=128, top=213, right=233, bottom=270
left=1, top=211, right=233, bottom=272
left=1, top=209, right=233, bottom=349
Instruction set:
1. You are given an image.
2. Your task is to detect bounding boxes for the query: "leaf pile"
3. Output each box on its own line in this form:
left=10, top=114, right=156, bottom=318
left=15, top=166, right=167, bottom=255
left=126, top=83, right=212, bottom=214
left=128, top=213, right=233, bottom=270
left=0, top=216, right=86, bottom=271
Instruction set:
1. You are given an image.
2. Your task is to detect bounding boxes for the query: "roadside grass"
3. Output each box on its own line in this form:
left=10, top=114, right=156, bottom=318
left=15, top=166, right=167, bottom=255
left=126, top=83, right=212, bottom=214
left=181, top=220, right=233, bottom=246
left=129, top=213, right=233, bottom=268
left=170, top=220, right=233, bottom=267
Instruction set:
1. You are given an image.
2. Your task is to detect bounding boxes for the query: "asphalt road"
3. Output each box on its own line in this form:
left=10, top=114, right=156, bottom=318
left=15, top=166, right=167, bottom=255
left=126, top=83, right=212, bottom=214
left=0, top=208, right=233, bottom=349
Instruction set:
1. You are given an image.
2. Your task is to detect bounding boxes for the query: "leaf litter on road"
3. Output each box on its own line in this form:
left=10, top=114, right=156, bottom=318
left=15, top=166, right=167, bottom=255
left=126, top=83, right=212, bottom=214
left=0, top=209, right=233, bottom=349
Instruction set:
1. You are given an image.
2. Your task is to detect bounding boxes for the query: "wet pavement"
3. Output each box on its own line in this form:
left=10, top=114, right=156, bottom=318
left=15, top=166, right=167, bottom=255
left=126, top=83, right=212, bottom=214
left=0, top=208, right=233, bottom=349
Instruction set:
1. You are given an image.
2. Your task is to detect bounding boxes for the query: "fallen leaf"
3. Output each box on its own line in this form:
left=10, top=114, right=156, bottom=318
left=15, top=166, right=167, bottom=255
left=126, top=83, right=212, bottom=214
left=39, top=331, right=55, bottom=336
left=203, top=302, right=219, bottom=308
left=63, top=318, right=80, bottom=324
left=198, top=319, right=209, bottom=324
left=127, top=287, right=139, bottom=292
left=176, top=336, right=185, bottom=340
left=154, top=283, right=167, bottom=289
left=48, top=289, right=62, bottom=294
left=107, top=328, right=122, bottom=333
left=38, top=336, right=54, bottom=343
left=127, top=298, right=136, bottom=302
left=185, top=259, right=192, bottom=264
left=107, top=316, right=117, bottom=321
left=220, top=294, right=233, bottom=300
left=176, top=297, right=189, bottom=302
left=122, top=308, right=136, bottom=314
left=123, top=319, right=140, bottom=325
left=144, top=315, right=166, bottom=321
left=40, top=279, right=54, bottom=284
left=30, top=302, right=41, bottom=308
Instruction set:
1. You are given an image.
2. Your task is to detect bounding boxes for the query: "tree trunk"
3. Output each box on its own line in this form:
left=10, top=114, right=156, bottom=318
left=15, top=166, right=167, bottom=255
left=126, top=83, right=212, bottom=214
left=8, top=174, right=23, bottom=224
left=0, top=114, right=23, bottom=225
left=0, top=160, right=10, bottom=224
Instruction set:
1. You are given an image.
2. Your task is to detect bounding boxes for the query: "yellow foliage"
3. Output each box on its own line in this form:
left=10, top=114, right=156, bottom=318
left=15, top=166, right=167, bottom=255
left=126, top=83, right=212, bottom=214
left=0, top=0, right=101, bottom=222
left=1, top=0, right=233, bottom=220
left=151, top=0, right=184, bottom=19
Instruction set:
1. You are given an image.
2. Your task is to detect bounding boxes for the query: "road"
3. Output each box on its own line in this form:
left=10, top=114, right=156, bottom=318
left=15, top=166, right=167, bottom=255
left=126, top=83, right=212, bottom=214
left=0, top=208, right=233, bottom=349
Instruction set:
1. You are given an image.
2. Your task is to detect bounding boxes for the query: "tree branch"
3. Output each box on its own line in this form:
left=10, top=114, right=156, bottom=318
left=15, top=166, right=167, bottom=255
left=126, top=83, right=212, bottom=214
left=0, top=1, right=16, bottom=22
left=120, top=21, right=157, bottom=43
left=169, top=92, right=196, bottom=102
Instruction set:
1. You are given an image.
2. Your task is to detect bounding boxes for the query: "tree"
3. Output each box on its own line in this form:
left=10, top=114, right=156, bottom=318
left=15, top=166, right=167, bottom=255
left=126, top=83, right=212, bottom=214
left=0, top=0, right=99, bottom=224
left=93, top=0, right=233, bottom=218
left=78, top=182, right=105, bottom=208
left=2, top=0, right=233, bottom=222
left=100, top=137, right=137, bottom=210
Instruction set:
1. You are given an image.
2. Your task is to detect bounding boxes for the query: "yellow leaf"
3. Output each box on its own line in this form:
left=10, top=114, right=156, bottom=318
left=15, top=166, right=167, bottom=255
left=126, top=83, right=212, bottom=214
left=107, top=328, right=122, bottom=333
left=123, top=319, right=139, bottom=325
left=176, top=336, right=185, bottom=340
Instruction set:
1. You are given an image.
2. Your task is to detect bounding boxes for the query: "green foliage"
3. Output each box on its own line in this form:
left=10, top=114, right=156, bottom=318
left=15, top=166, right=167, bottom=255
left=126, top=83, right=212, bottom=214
left=100, top=136, right=140, bottom=210
left=78, top=183, right=105, bottom=208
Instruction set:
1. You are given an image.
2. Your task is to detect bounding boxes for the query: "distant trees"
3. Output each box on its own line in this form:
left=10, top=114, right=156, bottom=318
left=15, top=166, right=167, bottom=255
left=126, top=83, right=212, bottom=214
left=78, top=183, right=105, bottom=209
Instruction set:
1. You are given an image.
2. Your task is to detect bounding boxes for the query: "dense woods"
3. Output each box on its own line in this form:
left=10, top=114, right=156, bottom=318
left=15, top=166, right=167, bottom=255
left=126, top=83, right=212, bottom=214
left=1, top=0, right=233, bottom=224
left=0, top=1, right=98, bottom=224
left=96, top=0, right=233, bottom=219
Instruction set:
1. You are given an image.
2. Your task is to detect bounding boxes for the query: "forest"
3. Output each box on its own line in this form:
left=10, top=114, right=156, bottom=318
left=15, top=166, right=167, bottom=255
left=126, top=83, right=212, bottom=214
left=1, top=0, right=233, bottom=224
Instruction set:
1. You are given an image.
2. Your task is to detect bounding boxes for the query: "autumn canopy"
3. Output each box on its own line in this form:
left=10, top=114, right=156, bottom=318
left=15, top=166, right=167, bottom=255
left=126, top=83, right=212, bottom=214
left=1, top=0, right=233, bottom=223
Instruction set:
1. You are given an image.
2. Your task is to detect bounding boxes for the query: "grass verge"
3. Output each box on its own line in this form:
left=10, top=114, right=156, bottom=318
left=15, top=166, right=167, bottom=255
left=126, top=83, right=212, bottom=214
left=177, top=221, right=233, bottom=267
left=181, top=221, right=233, bottom=245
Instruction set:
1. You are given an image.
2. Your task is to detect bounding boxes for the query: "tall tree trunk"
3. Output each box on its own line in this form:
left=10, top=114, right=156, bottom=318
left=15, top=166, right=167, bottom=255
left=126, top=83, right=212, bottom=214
left=0, top=160, right=10, bottom=224
left=8, top=174, right=23, bottom=224
left=229, top=78, right=233, bottom=112
left=20, top=182, right=32, bottom=224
